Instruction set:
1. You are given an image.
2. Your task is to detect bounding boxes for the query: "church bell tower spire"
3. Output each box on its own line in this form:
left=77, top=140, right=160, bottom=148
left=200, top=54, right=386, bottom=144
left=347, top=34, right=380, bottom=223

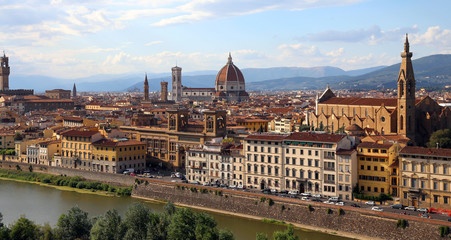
left=397, top=34, right=415, bottom=140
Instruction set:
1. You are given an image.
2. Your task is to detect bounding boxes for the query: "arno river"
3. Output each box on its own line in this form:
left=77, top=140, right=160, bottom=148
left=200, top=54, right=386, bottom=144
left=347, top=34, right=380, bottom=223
left=0, top=179, right=352, bottom=240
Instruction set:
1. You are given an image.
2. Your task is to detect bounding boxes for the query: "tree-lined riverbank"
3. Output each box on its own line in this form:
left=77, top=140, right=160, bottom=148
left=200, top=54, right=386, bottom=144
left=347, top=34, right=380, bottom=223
left=0, top=179, right=352, bottom=240
left=0, top=169, right=132, bottom=196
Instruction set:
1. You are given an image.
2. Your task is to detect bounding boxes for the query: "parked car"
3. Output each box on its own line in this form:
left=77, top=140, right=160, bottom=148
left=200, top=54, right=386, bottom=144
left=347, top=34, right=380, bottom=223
left=328, top=197, right=339, bottom=202
left=312, top=194, right=322, bottom=198
left=323, top=200, right=335, bottom=205
left=130, top=173, right=136, bottom=176
left=365, top=201, right=375, bottom=206
left=390, top=204, right=404, bottom=209
left=202, top=182, right=210, bottom=186
left=237, top=185, right=245, bottom=189
left=229, top=185, right=237, bottom=189
left=123, top=171, right=130, bottom=175
left=279, top=190, right=288, bottom=194
left=312, top=198, right=322, bottom=202
left=405, top=206, right=416, bottom=211
left=288, top=190, right=299, bottom=195
left=270, top=189, right=278, bottom=193
left=335, top=202, right=345, bottom=206
left=189, top=181, right=200, bottom=185
left=350, top=203, right=361, bottom=208
left=300, top=192, right=311, bottom=197
left=417, top=208, right=428, bottom=213
left=371, top=206, right=384, bottom=212
left=301, top=197, right=311, bottom=201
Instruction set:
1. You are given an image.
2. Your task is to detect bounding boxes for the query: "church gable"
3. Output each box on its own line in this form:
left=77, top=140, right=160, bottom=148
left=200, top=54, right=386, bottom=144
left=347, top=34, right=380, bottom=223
left=415, top=95, right=442, bottom=114
left=318, top=86, right=336, bottom=103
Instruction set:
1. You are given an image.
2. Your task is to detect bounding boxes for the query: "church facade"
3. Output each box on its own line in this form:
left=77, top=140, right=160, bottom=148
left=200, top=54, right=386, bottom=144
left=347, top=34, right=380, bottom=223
left=309, top=35, right=451, bottom=146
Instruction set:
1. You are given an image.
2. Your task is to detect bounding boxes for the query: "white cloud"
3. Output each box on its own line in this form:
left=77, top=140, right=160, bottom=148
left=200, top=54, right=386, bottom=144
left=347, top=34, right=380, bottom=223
left=411, top=26, right=451, bottom=46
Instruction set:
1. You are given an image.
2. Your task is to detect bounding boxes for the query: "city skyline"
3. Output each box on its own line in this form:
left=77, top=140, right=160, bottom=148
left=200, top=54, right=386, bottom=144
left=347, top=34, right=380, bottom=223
left=1, top=0, right=451, bottom=80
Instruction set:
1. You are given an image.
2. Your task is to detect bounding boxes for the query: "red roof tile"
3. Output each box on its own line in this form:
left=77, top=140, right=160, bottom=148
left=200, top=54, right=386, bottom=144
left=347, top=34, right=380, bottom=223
left=400, top=146, right=451, bottom=157
left=284, top=132, right=345, bottom=143
left=92, top=139, right=145, bottom=147
left=245, top=134, right=286, bottom=141
left=358, top=142, right=393, bottom=149
left=62, top=130, right=99, bottom=137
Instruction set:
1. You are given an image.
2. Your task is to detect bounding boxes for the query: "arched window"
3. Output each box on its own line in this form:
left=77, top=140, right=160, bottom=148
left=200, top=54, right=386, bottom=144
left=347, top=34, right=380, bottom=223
left=400, top=115, right=404, bottom=130
left=399, top=80, right=404, bottom=97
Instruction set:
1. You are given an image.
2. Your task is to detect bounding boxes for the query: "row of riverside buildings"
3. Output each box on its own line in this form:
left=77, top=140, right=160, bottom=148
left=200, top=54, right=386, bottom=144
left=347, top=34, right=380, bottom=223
left=186, top=132, right=451, bottom=210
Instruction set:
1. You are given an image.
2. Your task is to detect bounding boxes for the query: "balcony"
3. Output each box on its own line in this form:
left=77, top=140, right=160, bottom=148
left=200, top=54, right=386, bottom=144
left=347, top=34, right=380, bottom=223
left=324, top=155, right=335, bottom=160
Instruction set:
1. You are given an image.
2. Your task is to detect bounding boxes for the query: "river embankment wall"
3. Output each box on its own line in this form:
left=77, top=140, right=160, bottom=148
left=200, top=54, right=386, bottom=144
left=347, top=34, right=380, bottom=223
left=133, top=179, right=451, bottom=240
left=0, top=160, right=135, bottom=186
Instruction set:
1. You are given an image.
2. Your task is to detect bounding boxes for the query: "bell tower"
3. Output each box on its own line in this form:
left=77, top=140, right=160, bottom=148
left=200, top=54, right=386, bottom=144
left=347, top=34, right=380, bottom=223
left=397, top=34, right=416, bottom=141
left=171, top=65, right=182, bottom=102
left=0, top=52, right=10, bottom=91
left=144, top=73, right=149, bottom=101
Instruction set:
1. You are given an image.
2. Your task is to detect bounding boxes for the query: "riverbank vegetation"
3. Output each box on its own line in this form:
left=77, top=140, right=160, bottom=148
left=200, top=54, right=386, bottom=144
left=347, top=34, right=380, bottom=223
left=0, top=202, right=301, bottom=240
left=0, top=169, right=132, bottom=196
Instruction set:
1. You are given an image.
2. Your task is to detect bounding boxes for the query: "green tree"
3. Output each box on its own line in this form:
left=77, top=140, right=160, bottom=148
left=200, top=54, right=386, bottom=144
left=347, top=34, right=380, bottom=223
left=147, top=212, right=169, bottom=240
left=427, top=129, right=451, bottom=149
left=163, top=201, right=176, bottom=215
left=122, top=203, right=151, bottom=240
left=38, top=223, right=54, bottom=240
left=9, top=216, right=38, bottom=240
left=167, top=208, right=196, bottom=240
left=55, top=206, right=92, bottom=240
left=194, top=213, right=218, bottom=240
left=219, top=229, right=234, bottom=240
left=273, top=227, right=298, bottom=240
left=0, top=213, right=11, bottom=240
left=90, top=210, right=124, bottom=240
left=298, top=125, right=310, bottom=132
left=256, top=233, right=269, bottom=240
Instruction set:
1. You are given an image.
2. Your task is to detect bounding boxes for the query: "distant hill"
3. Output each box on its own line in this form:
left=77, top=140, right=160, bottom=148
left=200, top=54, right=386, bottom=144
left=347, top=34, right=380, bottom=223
left=247, top=54, right=451, bottom=91
left=123, top=65, right=385, bottom=92
left=9, top=54, right=451, bottom=92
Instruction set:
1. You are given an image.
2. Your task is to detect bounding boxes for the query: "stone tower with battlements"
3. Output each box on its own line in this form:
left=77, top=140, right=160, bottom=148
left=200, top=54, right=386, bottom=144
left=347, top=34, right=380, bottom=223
left=0, top=52, right=10, bottom=91
left=161, top=81, right=168, bottom=102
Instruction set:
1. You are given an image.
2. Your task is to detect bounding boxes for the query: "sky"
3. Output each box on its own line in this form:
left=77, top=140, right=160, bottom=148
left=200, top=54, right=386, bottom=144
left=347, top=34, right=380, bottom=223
left=1, top=0, right=451, bottom=80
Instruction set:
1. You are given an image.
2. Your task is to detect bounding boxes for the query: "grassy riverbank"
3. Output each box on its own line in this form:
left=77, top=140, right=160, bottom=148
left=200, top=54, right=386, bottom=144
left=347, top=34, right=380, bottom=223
left=0, top=169, right=132, bottom=197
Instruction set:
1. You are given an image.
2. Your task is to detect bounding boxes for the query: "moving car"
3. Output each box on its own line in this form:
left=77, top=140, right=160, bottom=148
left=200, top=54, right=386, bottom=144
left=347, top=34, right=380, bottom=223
left=350, top=203, right=361, bottom=208
left=365, top=201, right=375, bottom=206
left=301, top=197, right=311, bottom=201
left=371, top=206, right=384, bottom=212
left=300, top=192, right=311, bottom=197
left=335, top=202, right=345, bottom=206
left=328, top=197, right=339, bottom=202
left=288, top=190, right=299, bottom=195
left=417, top=208, right=428, bottom=213
left=390, top=204, right=404, bottom=209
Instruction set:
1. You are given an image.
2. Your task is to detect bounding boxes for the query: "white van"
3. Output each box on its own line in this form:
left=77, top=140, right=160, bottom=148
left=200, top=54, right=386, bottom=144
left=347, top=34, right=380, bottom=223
left=288, top=190, right=299, bottom=195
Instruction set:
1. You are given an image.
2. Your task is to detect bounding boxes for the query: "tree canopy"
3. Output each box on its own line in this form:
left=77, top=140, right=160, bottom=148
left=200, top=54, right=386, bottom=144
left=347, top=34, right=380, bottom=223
left=427, top=129, right=451, bottom=149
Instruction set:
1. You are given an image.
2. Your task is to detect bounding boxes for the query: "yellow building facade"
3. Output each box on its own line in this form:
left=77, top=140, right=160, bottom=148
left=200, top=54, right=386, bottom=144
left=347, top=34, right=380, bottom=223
left=357, top=142, right=403, bottom=197
left=92, top=139, right=146, bottom=173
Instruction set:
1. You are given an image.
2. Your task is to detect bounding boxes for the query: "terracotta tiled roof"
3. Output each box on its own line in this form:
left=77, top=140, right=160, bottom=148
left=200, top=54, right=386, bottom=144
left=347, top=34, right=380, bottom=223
left=284, top=132, right=345, bottom=143
left=336, top=149, right=356, bottom=155
left=358, top=142, right=393, bottom=149
left=61, top=130, right=99, bottom=137
left=245, top=134, right=286, bottom=141
left=400, top=146, right=451, bottom=157
left=92, top=139, right=145, bottom=147
left=321, top=97, right=398, bottom=107
left=215, top=56, right=245, bottom=84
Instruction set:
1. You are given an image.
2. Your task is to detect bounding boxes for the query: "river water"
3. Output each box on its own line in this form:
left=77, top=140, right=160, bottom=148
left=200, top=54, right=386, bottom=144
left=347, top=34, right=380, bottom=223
left=0, top=179, right=352, bottom=240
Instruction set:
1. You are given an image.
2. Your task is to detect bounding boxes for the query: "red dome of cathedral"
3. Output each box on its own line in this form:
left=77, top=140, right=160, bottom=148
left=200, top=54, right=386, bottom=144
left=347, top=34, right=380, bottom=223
left=215, top=53, right=245, bottom=85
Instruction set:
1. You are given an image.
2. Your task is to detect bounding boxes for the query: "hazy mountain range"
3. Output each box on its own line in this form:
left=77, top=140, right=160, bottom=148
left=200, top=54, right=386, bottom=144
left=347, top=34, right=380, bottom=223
left=8, top=54, right=451, bottom=93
